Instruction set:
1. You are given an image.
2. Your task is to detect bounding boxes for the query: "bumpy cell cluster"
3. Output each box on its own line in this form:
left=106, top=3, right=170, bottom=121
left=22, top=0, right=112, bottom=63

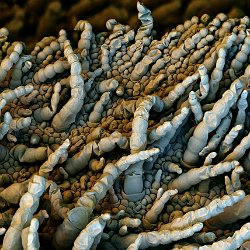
left=1, top=2, right=250, bottom=250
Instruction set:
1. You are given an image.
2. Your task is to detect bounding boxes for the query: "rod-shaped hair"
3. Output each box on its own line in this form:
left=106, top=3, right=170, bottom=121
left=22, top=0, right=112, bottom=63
left=207, top=191, right=250, bottom=228
left=199, top=112, right=232, bottom=156
left=218, top=124, right=242, bottom=159
left=34, top=82, right=61, bottom=122
left=0, top=42, right=23, bottom=82
left=9, top=55, right=32, bottom=89
left=10, top=117, right=31, bottom=131
left=144, top=74, right=165, bottom=94
left=49, top=183, right=70, bottom=220
left=126, top=223, right=203, bottom=250
left=182, top=76, right=245, bottom=166
left=144, top=107, right=189, bottom=171
left=74, top=21, right=93, bottom=64
left=173, top=223, right=250, bottom=250
left=189, top=91, right=203, bottom=123
left=88, top=92, right=110, bottom=123
left=198, top=65, right=209, bottom=100
left=2, top=175, right=46, bottom=250
left=231, top=36, right=250, bottom=73
left=143, top=189, right=178, bottom=229
left=73, top=213, right=111, bottom=250
left=205, top=47, right=227, bottom=102
left=0, top=112, right=12, bottom=140
left=52, top=40, right=86, bottom=132
left=25, top=218, right=40, bottom=250
left=224, top=131, right=250, bottom=161
left=39, top=139, right=70, bottom=178
left=163, top=72, right=199, bottom=109
left=160, top=190, right=245, bottom=231
left=168, top=161, right=239, bottom=193
left=0, top=84, right=33, bottom=103
left=235, top=89, right=248, bottom=126
left=135, top=1, right=153, bottom=41
left=130, top=95, right=163, bottom=154
left=10, top=144, right=49, bottom=163
left=33, top=60, right=70, bottom=84
left=200, top=223, right=250, bottom=250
